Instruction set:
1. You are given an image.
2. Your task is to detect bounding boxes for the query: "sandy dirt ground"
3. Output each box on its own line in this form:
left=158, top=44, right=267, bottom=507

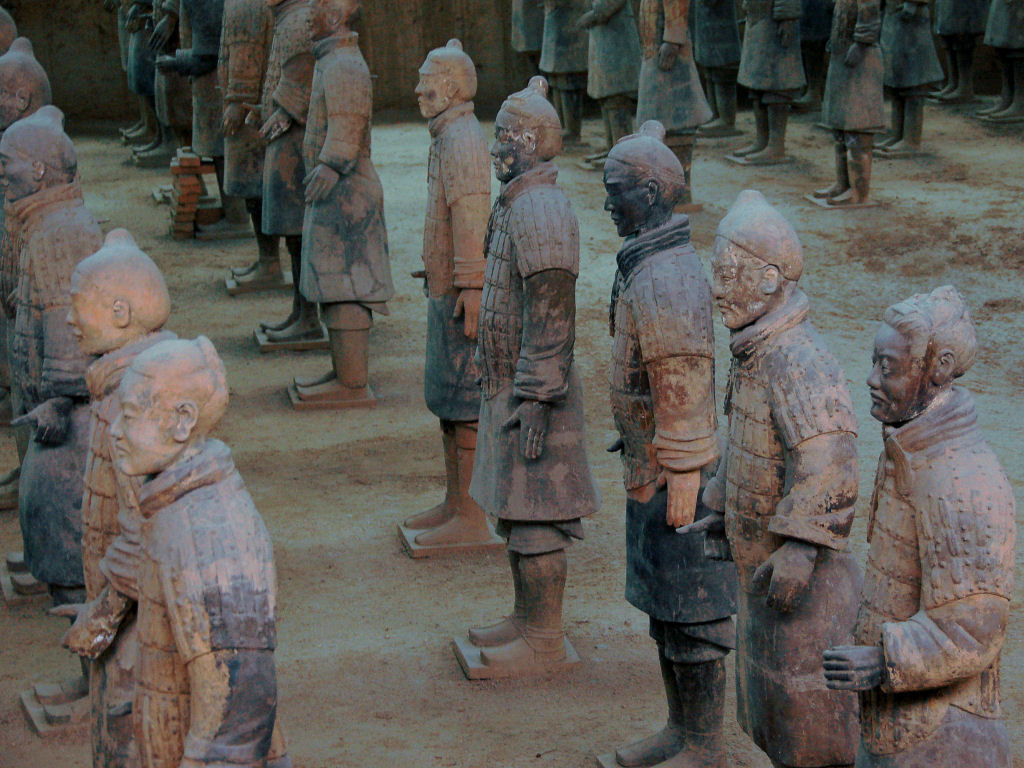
left=0, top=102, right=1022, bottom=768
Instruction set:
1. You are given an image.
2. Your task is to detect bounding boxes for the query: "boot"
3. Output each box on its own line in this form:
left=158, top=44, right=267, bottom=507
left=262, top=237, right=321, bottom=338
left=977, top=56, right=1014, bottom=116
left=700, top=77, right=740, bottom=137
left=732, top=97, right=768, bottom=156
left=613, top=646, right=686, bottom=767
left=931, top=37, right=959, bottom=100
left=414, top=422, right=492, bottom=546
left=813, top=135, right=850, bottom=199
left=293, top=324, right=376, bottom=406
left=404, top=422, right=458, bottom=529
left=829, top=132, right=872, bottom=205
left=983, top=58, right=1024, bottom=122
left=741, top=103, right=789, bottom=164
left=121, top=96, right=157, bottom=144
left=647, top=659, right=727, bottom=768
left=133, top=124, right=176, bottom=167
left=883, top=96, right=923, bottom=154
left=560, top=87, right=584, bottom=144
left=229, top=199, right=285, bottom=288
left=939, top=39, right=976, bottom=103
left=877, top=92, right=905, bottom=148
left=199, top=158, right=255, bottom=240
left=479, top=549, right=567, bottom=668
left=469, top=550, right=527, bottom=647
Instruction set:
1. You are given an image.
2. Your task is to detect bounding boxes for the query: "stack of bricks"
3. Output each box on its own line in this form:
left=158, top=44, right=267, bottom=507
left=168, top=149, right=223, bottom=239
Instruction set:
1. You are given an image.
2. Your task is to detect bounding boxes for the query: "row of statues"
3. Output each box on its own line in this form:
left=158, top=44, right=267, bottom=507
left=0, top=3, right=1016, bottom=768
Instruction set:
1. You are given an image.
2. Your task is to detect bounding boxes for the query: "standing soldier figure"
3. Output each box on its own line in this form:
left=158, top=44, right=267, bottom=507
left=598, top=120, right=737, bottom=768
left=684, top=190, right=861, bottom=768
left=540, top=0, right=590, bottom=145
left=400, top=39, right=498, bottom=554
left=457, top=77, right=600, bottom=677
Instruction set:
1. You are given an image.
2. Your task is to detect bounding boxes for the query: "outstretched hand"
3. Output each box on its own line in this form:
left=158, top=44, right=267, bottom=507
left=13, top=398, right=71, bottom=445
left=453, top=288, right=481, bottom=339
left=303, top=163, right=343, bottom=204
left=259, top=107, right=293, bottom=144
left=657, top=469, right=701, bottom=528
left=823, top=645, right=885, bottom=690
left=658, top=42, right=680, bottom=71
left=844, top=42, right=866, bottom=68
left=148, top=14, right=176, bottom=52
left=676, top=510, right=731, bottom=559
left=502, top=399, right=551, bottom=460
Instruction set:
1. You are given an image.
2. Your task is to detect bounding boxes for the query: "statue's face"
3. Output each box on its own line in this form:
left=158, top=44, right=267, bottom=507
left=415, top=69, right=451, bottom=120
left=0, top=78, right=28, bottom=131
left=310, top=0, right=359, bottom=40
left=490, top=110, right=535, bottom=183
left=867, top=322, right=927, bottom=425
left=0, top=142, right=38, bottom=202
left=67, top=273, right=128, bottom=356
left=112, top=372, right=190, bottom=478
left=710, top=237, right=774, bottom=330
left=603, top=162, right=654, bottom=237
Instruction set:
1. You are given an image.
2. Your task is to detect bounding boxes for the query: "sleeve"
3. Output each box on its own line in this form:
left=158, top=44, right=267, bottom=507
left=592, top=0, right=628, bottom=22
left=317, top=59, right=371, bottom=171
left=880, top=594, right=1009, bottom=693
left=648, top=355, right=719, bottom=472
left=662, top=0, right=691, bottom=44
left=772, top=0, right=802, bottom=20
left=182, top=649, right=277, bottom=766
left=853, top=0, right=882, bottom=42
left=272, top=39, right=314, bottom=123
left=514, top=268, right=576, bottom=403
left=440, top=123, right=490, bottom=289
left=221, top=3, right=270, bottom=104
left=37, top=278, right=90, bottom=400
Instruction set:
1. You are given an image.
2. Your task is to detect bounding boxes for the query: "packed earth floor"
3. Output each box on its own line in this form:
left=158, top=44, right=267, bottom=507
left=0, top=103, right=1022, bottom=768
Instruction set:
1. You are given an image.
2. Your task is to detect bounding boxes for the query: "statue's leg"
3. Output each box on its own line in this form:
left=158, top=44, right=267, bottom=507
left=813, top=130, right=850, bottom=199
left=262, top=236, right=319, bottom=338
left=977, top=51, right=1013, bottom=115
left=404, top=420, right=458, bottom=530
left=293, top=302, right=374, bottom=405
left=469, top=549, right=527, bottom=647
left=613, top=640, right=686, bottom=767
left=733, top=93, right=768, bottom=156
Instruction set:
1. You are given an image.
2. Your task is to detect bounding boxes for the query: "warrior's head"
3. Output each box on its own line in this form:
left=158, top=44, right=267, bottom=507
left=868, top=286, right=977, bottom=426
left=0, top=8, right=17, bottom=56
left=491, top=76, right=561, bottom=184
left=310, top=0, right=361, bottom=41
left=711, top=189, right=803, bottom=331
left=113, top=337, right=229, bottom=478
left=68, top=229, right=171, bottom=357
left=0, top=105, right=74, bottom=203
left=416, top=38, right=476, bottom=120
left=603, top=120, right=688, bottom=238
left=0, top=38, right=51, bottom=132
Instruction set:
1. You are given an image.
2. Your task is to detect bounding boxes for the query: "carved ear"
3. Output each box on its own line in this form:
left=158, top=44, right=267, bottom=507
left=930, top=348, right=956, bottom=387
left=758, top=265, right=780, bottom=296
left=31, top=159, right=45, bottom=181
left=646, top=178, right=660, bottom=207
left=170, top=400, right=199, bottom=443
left=12, top=87, right=29, bottom=115
left=520, top=129, right=536, bottom=155
left=111, top=298, right=131, bottom=329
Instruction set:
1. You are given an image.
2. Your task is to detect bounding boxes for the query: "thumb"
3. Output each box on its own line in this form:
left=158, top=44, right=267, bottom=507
left=48, top=604, right=80, bottom=618
left=655, top=470, right=668, bottom=489
left=751, top=558, right=774, bottom=591
left=452, top=294, right=465, bottom=319
left=501, top=412, right=521, bottom=431
left=676, top=513, right=717, bottom=536
left=11, top=413, right=34, bottom=427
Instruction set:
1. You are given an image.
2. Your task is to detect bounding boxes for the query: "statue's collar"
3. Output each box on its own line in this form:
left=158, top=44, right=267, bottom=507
left=86, top=330, right=177, bottom=399
left=615, top=213, right=691, bottom=282
left=312, top=30, right=358, bottom=59
left=428, top=101, right=474, bottom=138
left=10, top=180, right=83, bottom=227
left=139, top=439, right=235, bottom=518
left=729, top=288, right=810, bottom=359
left=498, top=161, right=558, bottom=205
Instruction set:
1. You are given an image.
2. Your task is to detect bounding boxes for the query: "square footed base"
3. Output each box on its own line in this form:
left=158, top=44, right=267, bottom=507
left=19, top=690, right=88, bottom=738
left=225, top=270, right=292, bottom=296
left=287, top=382, right=376, bottom=411
left=725, top=153, right=793, bottom=166
left=397, top=523, right=504, bottom=559
left=804, top=192, right=881, bottom=209
left=595, top=753, right=621, bottom=768
left=451, top=635, right=581, bottom=680
left=1, top=566, right=47, bottom=607
left=253, top=326, right=329, bottom=353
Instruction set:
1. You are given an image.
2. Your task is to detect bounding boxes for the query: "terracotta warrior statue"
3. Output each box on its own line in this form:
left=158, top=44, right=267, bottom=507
left=636, top=0, right=713, bottom=205
left=142, top=0, right=190, bottom=166
left=540, top=0, right=590, bottom=144
left=402, top=39, right=492, bottom=549
left=256, top=0, right=319, bottom=345
left=0, top=37, right=51, bottom=512
left=460, top=76, right=601, bottom=675
left=693, top=0, right=743, bottom=136
left=601, top=120, right=737, bottom=768
left=812, top=0, right=884, bottom=206
left=824, top=286, right=1015, bottom=768
left=793, top=0, right=833, bottom=111
left=931, top=0, right=991, bottom=103
left=576, top=0, right=641, bottom=168
left=94, top=336, right=288, bottom=768
left=3, top=106, right=103, bottom=702
left=0, top=6, right=16, bottom=53
left=731, top=0, right=805, bottom=163
left=123, top=0, right=159, bottom=150
left=977, top=0, right=1024, bottom=122
left=289, top=0, right=391, bottom=409
left=681, top=190, right=861, bottom=768
left=511, top=0, right=545, bottom=74
left=221, top=0, right=286, bottom=289
left=53, top=229, right=176, bottom=768
left=876, top=0, right=943, bottom=156
left=157, top=0, right=251, bottom=238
